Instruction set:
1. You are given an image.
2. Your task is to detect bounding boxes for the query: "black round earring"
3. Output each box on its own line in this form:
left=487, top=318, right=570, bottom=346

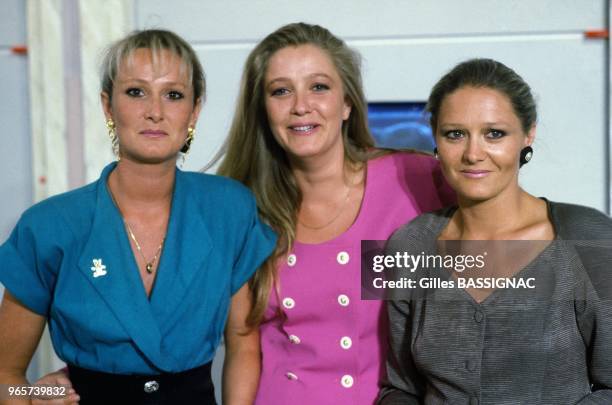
left=519, top=146, right=533, bottom=167
left=433, top=147, right=439, bottom=159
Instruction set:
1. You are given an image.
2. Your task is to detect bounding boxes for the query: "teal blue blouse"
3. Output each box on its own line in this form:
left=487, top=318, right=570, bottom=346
left=0, top=163, right=276, bottom=374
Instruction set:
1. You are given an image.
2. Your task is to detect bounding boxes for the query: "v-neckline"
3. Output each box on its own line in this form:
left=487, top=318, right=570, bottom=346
left=104, top=171, right=177, bottom=302
left=431, top=199, right=558, bottom=305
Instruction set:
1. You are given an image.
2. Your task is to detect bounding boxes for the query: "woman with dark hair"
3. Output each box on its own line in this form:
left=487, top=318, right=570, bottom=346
left=0, top=29, right=276, bottom=405
left=216, top=23, right=453, bottom=404
left=379, top=59, right=612, bottom=404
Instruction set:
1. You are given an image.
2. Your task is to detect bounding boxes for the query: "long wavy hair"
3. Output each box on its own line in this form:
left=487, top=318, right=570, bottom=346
left=214, top=23, right=376, bottom=327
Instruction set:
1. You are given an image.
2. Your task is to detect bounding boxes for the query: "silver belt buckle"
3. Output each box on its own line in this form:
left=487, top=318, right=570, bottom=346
left=143, top=380, right=159, bottom=393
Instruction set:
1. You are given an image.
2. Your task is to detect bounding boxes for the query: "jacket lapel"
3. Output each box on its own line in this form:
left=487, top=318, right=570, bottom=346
left=149, top=169, right=212, bottom=325
left=77, top=163, right=166, bottom=369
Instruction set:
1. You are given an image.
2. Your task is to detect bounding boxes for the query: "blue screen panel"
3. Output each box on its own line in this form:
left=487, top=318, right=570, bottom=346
left=367, top=102, right=434, bottom=152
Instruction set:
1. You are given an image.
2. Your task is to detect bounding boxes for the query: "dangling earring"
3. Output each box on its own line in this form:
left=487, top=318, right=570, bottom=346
left=433, top=147, right=439, bottom=160
left=519, top=146, right=533, bottom=167
left=181, top=127, right=195, bottom=154
left=106, top=119, right=120, bottom=160
left=179, top=127, right=195, bottom=167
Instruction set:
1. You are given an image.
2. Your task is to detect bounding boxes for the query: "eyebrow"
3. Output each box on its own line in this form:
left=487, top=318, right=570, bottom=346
left=439, top=121, right=510, bottom=128
left=117, top=78, right=188, bottom=87
left=266, top=73, right=334, bottom=87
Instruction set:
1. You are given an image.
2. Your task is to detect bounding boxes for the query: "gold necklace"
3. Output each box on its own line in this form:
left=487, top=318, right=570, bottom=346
left=124, top=222, right=165, bottom=274
left=298, top=184, right=352, bottom=230
left=108, top=187, right=166, bottom=274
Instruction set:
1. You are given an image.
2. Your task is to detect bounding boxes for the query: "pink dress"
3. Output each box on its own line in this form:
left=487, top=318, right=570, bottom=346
left=255, top=152, right=454, bottom=404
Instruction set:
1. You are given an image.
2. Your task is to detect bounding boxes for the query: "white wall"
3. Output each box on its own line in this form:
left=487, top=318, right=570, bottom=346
left=609, top=2, right=612, bottom=209
left=0, top=1, right=31, bottom=254
left=0, top=0, right=31, bottom=298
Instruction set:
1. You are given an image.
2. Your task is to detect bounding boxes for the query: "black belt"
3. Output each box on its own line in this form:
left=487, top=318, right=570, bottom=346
left=67, top=362, right=216, bottom=405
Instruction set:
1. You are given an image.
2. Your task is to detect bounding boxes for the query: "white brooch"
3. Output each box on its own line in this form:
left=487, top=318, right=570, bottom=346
left=91, top=258, right=107, bottom=278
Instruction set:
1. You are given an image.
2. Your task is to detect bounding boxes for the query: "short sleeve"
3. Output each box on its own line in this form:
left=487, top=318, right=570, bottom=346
left=230, top=194, right=277, bottom=295
left=0, top=211, right=61, bottom=316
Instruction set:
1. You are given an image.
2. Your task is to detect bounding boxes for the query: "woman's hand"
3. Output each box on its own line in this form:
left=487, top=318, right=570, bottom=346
left=31, top=369, right=79, bottom=405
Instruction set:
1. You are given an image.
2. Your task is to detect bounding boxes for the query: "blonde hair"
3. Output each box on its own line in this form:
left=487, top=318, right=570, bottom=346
left=214, top=23, right=376, bottom=327
left=100, top=29, right=206, bottom=104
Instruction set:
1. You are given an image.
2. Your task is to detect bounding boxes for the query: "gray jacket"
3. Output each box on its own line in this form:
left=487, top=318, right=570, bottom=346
left=378, top=202, right=612, bottom=405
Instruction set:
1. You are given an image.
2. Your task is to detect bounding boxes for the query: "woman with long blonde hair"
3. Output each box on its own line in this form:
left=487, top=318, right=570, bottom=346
left=217, top=22, right=453, bottom=404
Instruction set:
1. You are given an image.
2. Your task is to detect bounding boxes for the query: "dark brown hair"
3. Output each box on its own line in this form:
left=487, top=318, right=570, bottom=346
left=427, top=58, right=537, bottom=134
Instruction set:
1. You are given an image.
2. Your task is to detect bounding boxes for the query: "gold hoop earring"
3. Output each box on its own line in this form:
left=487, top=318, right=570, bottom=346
left=106, top=119, right=120, bottom=160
